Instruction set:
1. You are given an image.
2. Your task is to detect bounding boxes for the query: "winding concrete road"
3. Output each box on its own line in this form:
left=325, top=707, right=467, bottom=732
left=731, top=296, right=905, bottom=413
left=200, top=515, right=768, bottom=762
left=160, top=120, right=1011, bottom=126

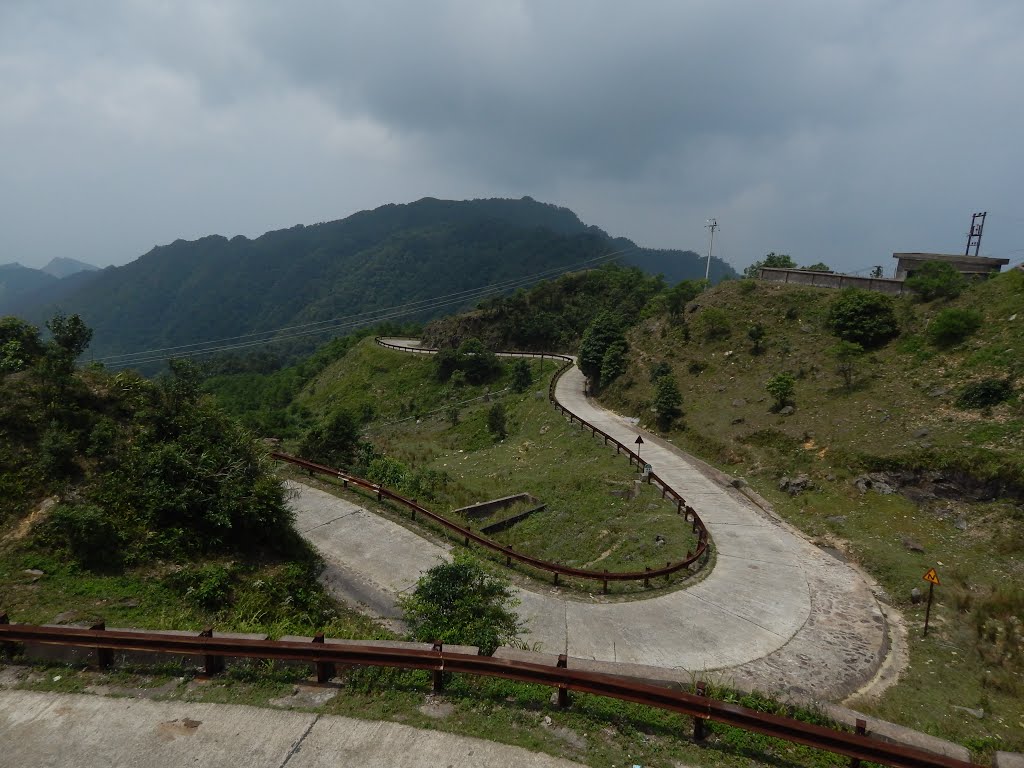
left=289, top=339, right=889, bottom=700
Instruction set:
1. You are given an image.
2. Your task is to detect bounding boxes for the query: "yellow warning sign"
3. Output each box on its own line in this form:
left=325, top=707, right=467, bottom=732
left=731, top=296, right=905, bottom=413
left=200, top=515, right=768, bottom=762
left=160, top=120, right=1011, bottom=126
left=923, top=568, right=940, bottom=585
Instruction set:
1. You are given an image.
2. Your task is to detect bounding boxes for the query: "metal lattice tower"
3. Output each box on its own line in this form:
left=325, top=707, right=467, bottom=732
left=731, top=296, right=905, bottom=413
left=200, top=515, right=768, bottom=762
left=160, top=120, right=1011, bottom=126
left=965, top=211, right=987, bottom=257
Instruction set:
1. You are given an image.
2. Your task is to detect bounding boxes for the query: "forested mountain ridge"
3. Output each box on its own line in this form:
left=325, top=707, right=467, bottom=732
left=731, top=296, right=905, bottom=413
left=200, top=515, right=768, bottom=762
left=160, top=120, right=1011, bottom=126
left=14, top=197, right=735, bottom=363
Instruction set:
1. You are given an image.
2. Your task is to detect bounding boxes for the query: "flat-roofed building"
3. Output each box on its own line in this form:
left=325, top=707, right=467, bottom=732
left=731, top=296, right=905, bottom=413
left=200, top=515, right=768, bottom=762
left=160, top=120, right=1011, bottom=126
left=892, top=252, right=1009, bottom=280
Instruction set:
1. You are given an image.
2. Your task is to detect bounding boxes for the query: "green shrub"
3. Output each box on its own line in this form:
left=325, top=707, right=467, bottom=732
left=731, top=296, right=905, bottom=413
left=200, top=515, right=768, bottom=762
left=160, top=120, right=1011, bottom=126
left=738, top=280, right=757, bottom=295
left=36, top=503, right=126, bottom=571
left=766, top=372, right=796, bottom=411
left=649, top=361, right=672, bottom=382
left=367, top=456, right=408, bottom=488
left=696, top=307, right=732, bottom=341
left=510, top=359, right=533, bottom=392
left=828, top=340, right=865, bottom=389
left=487, top=402, right=507, bottom=440
left=826, top=289, right=899, bottom=348
left=399, top=553, right=524, bottom=655
left=928, top=308, right=983, bottom=347
left=956, top=378, right=1015, bottom=410
left=166, top=564, right=235, bottom=611
left=905, top=261, right=967, bottom=301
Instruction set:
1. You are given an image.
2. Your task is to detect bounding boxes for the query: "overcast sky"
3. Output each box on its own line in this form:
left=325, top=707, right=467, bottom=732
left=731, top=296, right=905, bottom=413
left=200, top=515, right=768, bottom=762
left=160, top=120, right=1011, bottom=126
left=3, top=1, right=1023, bottom=275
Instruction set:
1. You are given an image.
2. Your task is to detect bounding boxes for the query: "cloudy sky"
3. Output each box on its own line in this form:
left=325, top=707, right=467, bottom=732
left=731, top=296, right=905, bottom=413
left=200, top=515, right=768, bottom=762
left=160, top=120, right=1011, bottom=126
left=3, top=1, right=1023, bottom=275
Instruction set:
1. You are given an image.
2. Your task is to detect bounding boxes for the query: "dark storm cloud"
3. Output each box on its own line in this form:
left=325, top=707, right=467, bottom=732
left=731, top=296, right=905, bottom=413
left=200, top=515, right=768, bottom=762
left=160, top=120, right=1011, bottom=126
left=2, top=1, right=1023, bottom=272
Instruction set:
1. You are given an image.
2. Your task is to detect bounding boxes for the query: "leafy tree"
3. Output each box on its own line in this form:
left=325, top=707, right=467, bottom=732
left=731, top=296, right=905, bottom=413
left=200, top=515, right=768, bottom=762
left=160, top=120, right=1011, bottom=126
left=803, top=262, right=831, bottom=272
left=578, top=311, right=624, bottom=389
left=654, top=375, right=683, bottom=430
left=664, top=279, right=706, bottom=316
left=747, top=324, right=766, bottom=355
left=300, top=409, right=363, bottom=468
left=870, top=266, right=884, bottom=278
left=828, top=340, right=865, bottom=389
left=826, top=289, right=899, bottom=348
left=600, top=338, right=629, bottom=386
left=928, top=308, right=983, bottom=347
left=510, top=359, right=533, bottom=392
left=457, top=338, right=502, bottom=384
left=46, top=312, right=93, bottom=360
left=0, top=317, right=44, bottom=373
left=487, top=402, right=507, bottom=440
left=766, top=372, right=796, bottom=411
left=744, top=252, right=796, bottom=279
left=399, top=553, right=524, bottom=655
left=905, top=261, right=967, bottom=301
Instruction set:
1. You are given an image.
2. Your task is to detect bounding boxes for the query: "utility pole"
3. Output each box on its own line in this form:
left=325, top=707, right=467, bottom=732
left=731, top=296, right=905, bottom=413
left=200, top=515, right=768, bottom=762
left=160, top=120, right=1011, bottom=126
left=705, top=218, right=718, bottom=282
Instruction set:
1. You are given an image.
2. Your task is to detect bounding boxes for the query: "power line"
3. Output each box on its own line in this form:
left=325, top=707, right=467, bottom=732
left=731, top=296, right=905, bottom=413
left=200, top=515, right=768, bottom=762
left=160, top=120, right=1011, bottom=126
left=101, top=247, right=636, bottom=369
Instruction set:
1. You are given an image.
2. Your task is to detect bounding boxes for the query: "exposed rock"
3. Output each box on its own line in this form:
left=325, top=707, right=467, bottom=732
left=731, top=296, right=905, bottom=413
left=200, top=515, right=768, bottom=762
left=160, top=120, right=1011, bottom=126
left=23, top=568, right=45, bottom=578
left=731, top=398, right=746, bottom=407
left=826, top=515, right=847, bottom=525
left=778, top=405, right=795, bottom=415
left=779, top=474, right=812, bottom=495
left=952, top=705, right=985, bottom=720
left=902, top=537, right=925, bottom=553
left=954, top=517, right=968, bottom=531
left=731, top=417, right=745, bottom=425
left=853, top=474, right=897, bottom=495
left=912, top=428, right=930, bottom=439
left=654, top=534, right=666, bottom=546
left=52, top=610, right=79, bottom=624
left=927, top=386, right=950, bottom=398
left=910, top=587, right=923, bottom=604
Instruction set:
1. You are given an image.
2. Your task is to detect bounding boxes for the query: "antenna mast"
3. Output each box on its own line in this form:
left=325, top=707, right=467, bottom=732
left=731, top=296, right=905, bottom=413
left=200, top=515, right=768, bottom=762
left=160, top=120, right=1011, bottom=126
left=965, top=212, right=986, bottom=257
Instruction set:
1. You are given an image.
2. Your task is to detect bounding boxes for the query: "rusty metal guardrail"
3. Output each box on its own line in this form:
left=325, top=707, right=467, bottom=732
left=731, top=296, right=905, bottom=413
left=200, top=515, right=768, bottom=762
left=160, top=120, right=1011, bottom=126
left=0, top=617, right=980, bottom=768
left=273, top=451, right=705, bottom=589
left=370, top=337, right=712, bottom=584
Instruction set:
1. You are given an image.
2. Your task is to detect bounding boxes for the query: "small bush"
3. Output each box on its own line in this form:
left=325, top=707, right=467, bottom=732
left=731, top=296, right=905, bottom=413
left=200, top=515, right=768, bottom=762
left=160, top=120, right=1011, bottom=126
left=399, top=553, right=524, bottom=655
left=510, top=359, right=533, bottom=393
left=956, top=378, right=1015, bottom=410
left=766, top=372, right=796, bottom=411
left=826, top=289, right=899, bottom=348
left=36, top=503, right=126, bottom=571
left=906, top=261, right=967, bottom=301
left=696, top=308, right=732, bottom=341
left=487, top=403, right=507, bottom=440
left=649, top=361, right=672, bottom=382
left=738, top=280, right=756, bottom=295
left=654, top=376, right=683, bottom=431
left=928, top=308, right=983, bottom=347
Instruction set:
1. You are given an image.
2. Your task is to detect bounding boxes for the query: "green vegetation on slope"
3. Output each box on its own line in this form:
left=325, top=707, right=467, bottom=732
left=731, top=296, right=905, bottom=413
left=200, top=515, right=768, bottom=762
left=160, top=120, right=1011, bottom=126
left=594, top=270, right=1024, bottom=755
left=288, top=338, right=699, bottom=589
left=0, top=314, right=386, bottom=641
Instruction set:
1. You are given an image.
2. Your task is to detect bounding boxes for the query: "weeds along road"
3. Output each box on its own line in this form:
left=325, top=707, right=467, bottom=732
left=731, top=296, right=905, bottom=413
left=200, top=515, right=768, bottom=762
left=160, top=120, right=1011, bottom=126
left=288, top=339, right=892, bottom=701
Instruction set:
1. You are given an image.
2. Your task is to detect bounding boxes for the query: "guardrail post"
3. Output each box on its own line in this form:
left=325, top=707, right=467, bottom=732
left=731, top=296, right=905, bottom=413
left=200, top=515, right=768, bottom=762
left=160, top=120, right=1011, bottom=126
left=376, top=486, right=382, bottom=502
left=603, top=570, right=609, bottom=594
left=199, top=627, right=224, bottom=676
left=553, top=572, right=560, bottom=586
left=556, top=654, right=570, bottom=708
left=644, top=567, right=651, bottom=588
left=850, top=719, right=867, bottom=768
left=0, top=613, right=13, bottom=657
left=693, top=681, right=708, bottom=741
left=506, top=545, right=513, bottom=566
left=90, top=621, right=113, bottom=669
left=313, top=632, right=335, bottom=683
left=677, top=500, right=684, bottom=514
left=432, top=642, right=444, bottom=693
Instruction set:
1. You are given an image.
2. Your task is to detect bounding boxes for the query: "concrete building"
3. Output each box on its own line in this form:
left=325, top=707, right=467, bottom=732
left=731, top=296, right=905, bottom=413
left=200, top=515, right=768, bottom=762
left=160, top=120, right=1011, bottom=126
left=892, top=252, right=1010, bottom=280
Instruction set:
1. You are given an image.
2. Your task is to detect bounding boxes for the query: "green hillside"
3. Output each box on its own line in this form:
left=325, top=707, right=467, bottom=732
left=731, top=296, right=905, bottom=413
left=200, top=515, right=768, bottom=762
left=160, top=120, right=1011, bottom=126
left=594, top=270, right=1023, bottom=752
left=0, top=315, right=383, bottom=640
left=18, top=197, right=734, bottom=365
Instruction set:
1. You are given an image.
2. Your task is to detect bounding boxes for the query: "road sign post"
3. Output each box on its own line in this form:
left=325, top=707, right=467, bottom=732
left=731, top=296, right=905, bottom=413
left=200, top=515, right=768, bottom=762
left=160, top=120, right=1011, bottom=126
left=634, top=435, right=643, bottom=470
left=922, top=568, right=940, bottom=637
